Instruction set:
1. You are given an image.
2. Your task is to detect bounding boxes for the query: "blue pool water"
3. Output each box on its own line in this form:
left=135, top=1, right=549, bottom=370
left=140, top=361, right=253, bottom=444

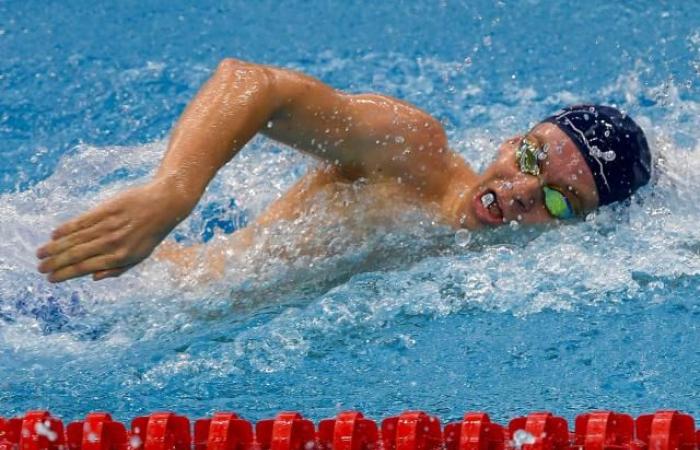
left=1, top=0, right=700, bottom=423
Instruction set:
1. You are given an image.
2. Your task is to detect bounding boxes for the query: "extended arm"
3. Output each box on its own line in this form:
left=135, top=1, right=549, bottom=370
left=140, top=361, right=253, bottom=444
left=37, top=58, right=453, bottom=282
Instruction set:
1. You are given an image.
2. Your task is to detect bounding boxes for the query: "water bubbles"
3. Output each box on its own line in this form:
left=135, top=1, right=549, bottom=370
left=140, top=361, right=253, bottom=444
left=601, top=150, right=616, bottom=161
left=34, top=421, right=58, bottom=442
left=509, top=220, right=520, bottom=230
left=463, top=57, right=473, bottom=68
left=454, top=229, right=471, bottom=247
left=266, top=121, right=273, bottom=128
left=129, top=436, right=143, bottom=449
left=589, top=146, right=616, bottom=162
left=482, top=35, right=492, bottom=47
left=512, top=430, right=536, bottom=449
left=394, top=135, right=405, bottom=144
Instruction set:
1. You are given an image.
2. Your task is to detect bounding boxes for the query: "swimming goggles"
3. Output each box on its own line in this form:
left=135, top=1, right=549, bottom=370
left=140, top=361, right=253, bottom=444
left=516, top=137, right=575, bottom=220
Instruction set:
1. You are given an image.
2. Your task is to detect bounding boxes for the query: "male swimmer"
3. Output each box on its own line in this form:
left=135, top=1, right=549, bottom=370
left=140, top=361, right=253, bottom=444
left=36, top=59, right=651, bottom=283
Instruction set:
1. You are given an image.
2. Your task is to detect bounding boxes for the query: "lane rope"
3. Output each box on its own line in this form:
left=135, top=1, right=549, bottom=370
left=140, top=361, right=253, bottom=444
left=0, top=410, right=698, bottom=450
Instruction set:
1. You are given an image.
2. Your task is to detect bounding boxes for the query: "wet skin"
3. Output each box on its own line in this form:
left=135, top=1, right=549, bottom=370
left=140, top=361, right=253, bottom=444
left=36, top=58, right=600, bottom=283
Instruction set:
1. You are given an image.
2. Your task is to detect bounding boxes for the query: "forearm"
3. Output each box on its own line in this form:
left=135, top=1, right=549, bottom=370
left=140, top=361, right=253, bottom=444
left=153, top=59, right=277, bottom=215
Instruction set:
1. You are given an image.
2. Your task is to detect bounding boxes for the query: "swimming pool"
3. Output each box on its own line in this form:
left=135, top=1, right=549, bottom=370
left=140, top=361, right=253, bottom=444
left=1, top=0, right=699, bottom=424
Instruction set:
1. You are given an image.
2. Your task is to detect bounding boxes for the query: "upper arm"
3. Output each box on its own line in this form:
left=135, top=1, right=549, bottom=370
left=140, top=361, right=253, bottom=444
left=260, top=66, right=453, bottom=191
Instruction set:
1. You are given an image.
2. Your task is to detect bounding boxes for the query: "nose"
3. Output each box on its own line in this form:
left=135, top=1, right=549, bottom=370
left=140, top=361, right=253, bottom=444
left=504, top=173, right=542, bottom=215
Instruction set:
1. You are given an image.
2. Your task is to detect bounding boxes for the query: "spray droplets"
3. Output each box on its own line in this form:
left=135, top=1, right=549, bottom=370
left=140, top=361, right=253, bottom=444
left=130, top=436, right=143, bottom=449
left=590, top=146, right=616, bottom=162
left=454, top=229, right=471, bottom=247
left=34, top=421, right=58, bottom=442
left=512, top=430, right=536, bottom=449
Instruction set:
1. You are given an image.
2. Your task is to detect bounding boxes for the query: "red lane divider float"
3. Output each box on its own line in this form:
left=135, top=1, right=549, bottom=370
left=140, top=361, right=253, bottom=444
left=573, top=411, right=637, bottom=450
left=508, top=412, right=569, bottom=450
left=132, top=412, right=191, bottom=450
left=318, top=411, right=377, bottom=450
left=636, top=411, right=696, bottom=450
left=444, top=412, right=504, bottom=450
left=195, top=412, right=253, bottom=450
left=66, top=412, right=128, bottom=450
left=0, top=411, right=65, bottom=450
left=381, top=411, right=442, bottom=450
left=0, top=416, right=22, bottom=450
left=256, top=412, right=315, bottom=450
left=0, top=410, right=697, bottom=450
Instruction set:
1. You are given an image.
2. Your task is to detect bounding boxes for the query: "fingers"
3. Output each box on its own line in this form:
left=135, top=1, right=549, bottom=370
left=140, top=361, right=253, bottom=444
left=50, top=206, right=117, bottom=240
left=46, top=254, right=125, bottom=283
left=37, top=222, right=113, bottom=259
left=93, top=266, right=132, bottom=281
left=38, top=231, right=117, bottom=274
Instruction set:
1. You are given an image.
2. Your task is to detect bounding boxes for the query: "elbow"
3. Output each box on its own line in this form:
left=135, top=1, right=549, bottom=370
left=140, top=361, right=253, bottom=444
left=215, top=58, right=269, bottom=82
left=215, top=58, right=245, bottom=74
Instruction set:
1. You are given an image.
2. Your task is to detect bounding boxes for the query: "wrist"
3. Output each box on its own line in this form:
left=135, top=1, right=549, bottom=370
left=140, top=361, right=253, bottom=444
left=149, top=174, right=202, bottom=222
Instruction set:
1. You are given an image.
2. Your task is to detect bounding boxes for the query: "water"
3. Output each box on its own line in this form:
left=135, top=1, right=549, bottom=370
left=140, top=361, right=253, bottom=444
left=1, top=0, right=700, bottom=424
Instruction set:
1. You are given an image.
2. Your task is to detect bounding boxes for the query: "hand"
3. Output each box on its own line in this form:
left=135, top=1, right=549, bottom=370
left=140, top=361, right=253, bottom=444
left=37, top=180, right=191, bottom=282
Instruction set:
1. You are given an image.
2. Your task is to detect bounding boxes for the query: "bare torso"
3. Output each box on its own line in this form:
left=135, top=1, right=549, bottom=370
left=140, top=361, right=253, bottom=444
left=157, top=163, right=453, bottom=280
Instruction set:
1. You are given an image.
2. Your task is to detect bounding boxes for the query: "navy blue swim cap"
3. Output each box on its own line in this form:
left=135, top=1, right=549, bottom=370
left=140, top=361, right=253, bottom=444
left=543, top=105, right=652, bottom=206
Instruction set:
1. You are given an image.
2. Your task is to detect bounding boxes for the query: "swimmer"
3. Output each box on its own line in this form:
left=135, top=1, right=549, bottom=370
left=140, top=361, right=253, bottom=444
left=36, top=58, right=652, bottom=283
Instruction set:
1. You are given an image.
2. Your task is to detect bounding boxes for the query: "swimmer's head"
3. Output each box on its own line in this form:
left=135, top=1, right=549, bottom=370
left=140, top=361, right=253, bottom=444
left=465, top=104, right=652, bottom=228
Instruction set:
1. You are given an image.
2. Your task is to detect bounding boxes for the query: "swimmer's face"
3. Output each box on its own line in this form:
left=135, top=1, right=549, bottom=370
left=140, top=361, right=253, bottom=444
left=469, top=122, right=599, bottom=228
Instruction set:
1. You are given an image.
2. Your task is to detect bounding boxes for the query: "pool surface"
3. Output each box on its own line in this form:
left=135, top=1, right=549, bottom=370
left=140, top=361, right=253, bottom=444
left=1, top=0, right=699, bottom=423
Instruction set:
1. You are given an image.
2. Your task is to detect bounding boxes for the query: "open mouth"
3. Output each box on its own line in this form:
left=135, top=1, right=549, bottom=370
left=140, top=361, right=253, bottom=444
left=474, top=189, right=504, bottom=225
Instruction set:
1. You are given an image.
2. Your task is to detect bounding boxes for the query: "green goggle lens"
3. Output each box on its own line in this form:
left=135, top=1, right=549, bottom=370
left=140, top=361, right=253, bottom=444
left=543, top=186, right=574, bottom=219
left=515, top=138, right=544, bottom=176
